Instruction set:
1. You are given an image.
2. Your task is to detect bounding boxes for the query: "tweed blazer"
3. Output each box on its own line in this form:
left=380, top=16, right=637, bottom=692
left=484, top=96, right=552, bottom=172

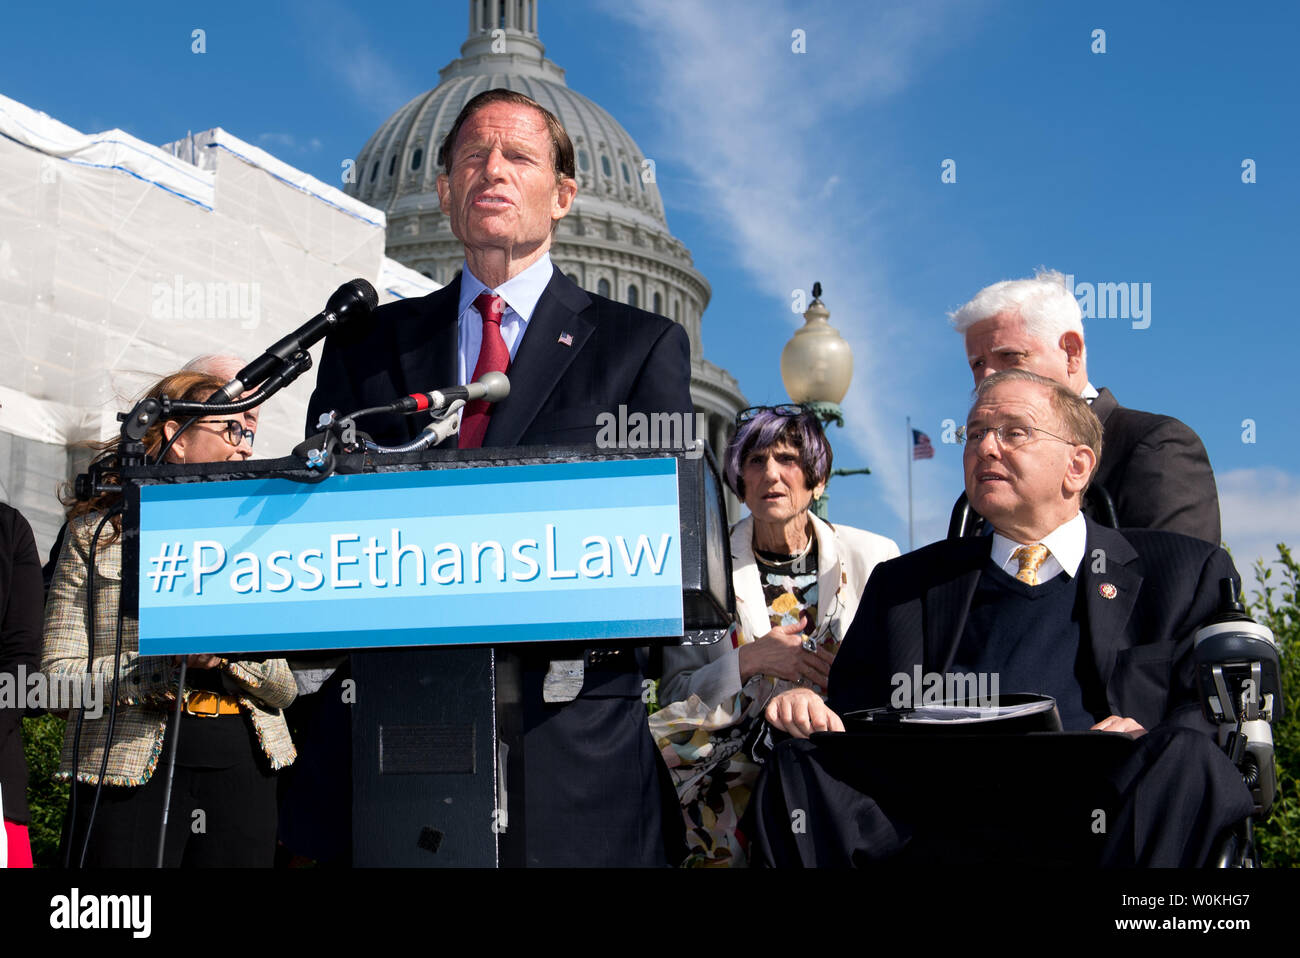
left=42, top=515, right=297, bottom=786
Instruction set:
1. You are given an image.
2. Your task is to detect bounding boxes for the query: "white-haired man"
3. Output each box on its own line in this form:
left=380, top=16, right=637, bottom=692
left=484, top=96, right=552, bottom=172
left=950, top=269, right=1220, bottom=544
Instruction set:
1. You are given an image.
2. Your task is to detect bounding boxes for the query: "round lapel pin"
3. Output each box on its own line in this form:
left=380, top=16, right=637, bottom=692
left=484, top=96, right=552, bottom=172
left=1099, top=583, right=1117, bottom=599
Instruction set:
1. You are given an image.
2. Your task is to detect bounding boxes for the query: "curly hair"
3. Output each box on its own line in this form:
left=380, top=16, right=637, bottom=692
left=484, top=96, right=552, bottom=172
left=723, top=408, right=832, bottom=501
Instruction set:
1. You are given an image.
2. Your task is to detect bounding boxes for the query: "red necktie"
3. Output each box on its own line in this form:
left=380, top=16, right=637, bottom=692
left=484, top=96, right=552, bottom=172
left=459, top=292, right=509, bottom=448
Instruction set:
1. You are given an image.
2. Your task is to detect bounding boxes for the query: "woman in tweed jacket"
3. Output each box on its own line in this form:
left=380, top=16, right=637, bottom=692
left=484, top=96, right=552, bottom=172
left=43, top=370, right=296, bottom=867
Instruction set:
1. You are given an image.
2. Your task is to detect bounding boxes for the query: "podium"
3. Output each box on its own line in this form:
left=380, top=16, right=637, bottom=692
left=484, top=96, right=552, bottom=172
left=120, top=444, right=734, bottom=866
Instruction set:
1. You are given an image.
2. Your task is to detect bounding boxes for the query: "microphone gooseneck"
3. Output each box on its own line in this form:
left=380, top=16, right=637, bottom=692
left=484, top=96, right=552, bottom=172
left=210, top=278, right=378, bottom=404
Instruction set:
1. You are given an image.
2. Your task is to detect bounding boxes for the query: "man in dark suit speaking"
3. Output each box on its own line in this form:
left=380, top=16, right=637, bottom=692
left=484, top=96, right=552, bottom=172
left=951, top=269, right=1221, bottom=544
left=307, top=89, right=692, bottom=866
left=763, top=370, right=1252, bottom=865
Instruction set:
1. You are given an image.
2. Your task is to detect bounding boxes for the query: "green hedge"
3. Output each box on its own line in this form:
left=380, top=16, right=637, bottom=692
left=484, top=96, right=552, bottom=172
left=20, top=712, right=68, bottom=868
left=1246, top=545, right=1299, bottom=867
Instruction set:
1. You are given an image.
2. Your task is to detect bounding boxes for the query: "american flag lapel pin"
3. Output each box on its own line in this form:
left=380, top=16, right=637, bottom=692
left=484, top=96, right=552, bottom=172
left=558, top=332, right=573, bottom=346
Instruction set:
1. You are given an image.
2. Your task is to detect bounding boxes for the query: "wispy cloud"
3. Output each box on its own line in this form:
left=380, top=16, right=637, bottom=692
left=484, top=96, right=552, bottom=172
left=338, top=44, right=415, bottom=116
left=290, top=0, right=418, bottom=116
left=600, top=0, right=981, bottom=533
left=1218, top=467, right=1300, bottom=586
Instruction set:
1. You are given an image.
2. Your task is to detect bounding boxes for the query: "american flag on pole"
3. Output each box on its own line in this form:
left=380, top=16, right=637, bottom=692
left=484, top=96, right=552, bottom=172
left=911, top=429, right=934, bottom=460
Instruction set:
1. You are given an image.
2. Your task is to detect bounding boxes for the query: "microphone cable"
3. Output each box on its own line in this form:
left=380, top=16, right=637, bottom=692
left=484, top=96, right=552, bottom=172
left=79, top=562, right=129, bottom=869
left=63, top=503, right=121, bottom=868
left=154, top=660, right=188, bottom=868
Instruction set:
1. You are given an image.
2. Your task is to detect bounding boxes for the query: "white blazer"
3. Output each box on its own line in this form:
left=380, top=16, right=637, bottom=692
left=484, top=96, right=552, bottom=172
left=659, top=512, right=900, bottom=712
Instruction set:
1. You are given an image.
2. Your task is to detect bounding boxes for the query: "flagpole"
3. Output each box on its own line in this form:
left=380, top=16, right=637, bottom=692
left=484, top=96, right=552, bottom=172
left=907, top=416, right=914, bottom=552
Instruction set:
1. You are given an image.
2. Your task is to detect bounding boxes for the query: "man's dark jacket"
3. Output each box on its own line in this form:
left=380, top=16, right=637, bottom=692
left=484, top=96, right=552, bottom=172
left=307, top=270, right=691, bottom=450
left=306, top=269, right=692, bottom=866
left=1090, top=387, right=1221, bottom=546
left=828, top=518, right=1235, bottom=730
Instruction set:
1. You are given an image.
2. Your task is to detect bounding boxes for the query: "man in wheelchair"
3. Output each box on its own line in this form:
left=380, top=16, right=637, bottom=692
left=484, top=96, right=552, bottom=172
left=759, top=370, right=1270, bottom=867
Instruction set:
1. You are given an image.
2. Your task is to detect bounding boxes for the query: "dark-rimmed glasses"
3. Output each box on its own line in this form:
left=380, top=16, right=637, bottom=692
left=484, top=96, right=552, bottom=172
left=194, top=419, right=256, bottom=448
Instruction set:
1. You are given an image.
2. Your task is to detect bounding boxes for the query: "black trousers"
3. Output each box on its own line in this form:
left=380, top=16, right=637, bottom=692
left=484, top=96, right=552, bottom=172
left=276, top=666, right=352, bottom=865
left=63, top=712, right=278, bottom=868
left=510, top=648, right=684, bottom=867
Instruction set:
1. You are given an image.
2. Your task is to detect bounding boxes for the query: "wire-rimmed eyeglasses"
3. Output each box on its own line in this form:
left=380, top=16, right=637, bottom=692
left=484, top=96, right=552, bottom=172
left=956, top=423, right=1078, bottom=449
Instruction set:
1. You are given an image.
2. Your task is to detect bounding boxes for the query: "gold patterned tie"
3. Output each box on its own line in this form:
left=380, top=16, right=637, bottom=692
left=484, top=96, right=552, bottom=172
left=1012, top=544, right=1050, bottom=586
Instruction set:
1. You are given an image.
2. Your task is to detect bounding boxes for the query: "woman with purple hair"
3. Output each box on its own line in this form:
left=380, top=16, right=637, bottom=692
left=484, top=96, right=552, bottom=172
left=650, top=405, right=899, bottom=865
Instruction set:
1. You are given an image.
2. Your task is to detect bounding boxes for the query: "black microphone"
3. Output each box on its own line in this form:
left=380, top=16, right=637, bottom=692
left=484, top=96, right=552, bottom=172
left=388, top=370, right=510, bottom=413
left=209, top=279, right=378, bottom=403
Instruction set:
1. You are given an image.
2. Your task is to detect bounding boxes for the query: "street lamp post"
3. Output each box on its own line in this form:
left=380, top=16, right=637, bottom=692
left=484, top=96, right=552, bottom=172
left=780, top=282, right=864, bottom=519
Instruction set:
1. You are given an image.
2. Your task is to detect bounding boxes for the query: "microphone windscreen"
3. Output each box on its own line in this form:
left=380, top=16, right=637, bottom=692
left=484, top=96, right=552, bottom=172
left=325, top=279, right=379, bottom=325
left=353, top=278, right=379, bottom=311
left=478, top=370, right=510, bottom=402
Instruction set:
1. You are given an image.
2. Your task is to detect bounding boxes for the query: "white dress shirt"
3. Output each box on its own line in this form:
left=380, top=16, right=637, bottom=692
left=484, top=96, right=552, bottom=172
left=990, top=512, right=1087, bottom=584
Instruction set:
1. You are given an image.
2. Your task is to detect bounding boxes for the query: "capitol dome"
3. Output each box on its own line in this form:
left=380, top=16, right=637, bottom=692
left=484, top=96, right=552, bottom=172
left=346, top=0, right=747, bottom=458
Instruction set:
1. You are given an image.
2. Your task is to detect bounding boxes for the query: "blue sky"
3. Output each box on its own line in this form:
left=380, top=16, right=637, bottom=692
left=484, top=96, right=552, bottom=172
left=3, top=0, right=1296, bottom=578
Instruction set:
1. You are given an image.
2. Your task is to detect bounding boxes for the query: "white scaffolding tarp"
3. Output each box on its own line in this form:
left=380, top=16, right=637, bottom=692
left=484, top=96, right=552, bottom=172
left=0, top=92, right=438, bottom=548
left=0, top=93, right=443, bottom=450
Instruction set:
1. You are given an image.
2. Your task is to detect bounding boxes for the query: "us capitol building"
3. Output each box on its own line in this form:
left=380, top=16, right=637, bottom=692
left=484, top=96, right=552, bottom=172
left=345, top=0, right=747, bottom=464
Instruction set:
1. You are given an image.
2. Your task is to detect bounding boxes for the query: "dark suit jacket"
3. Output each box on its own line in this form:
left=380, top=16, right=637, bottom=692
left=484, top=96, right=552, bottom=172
left=306, top=268, right=693, bottom=866
left=1090, top=387, right=1221, bottom=545
left=1, top=503, right=43, bottom=824
left=307, top=270, right=692, bottom=449
left=827, top=518, right=1238, bottom=734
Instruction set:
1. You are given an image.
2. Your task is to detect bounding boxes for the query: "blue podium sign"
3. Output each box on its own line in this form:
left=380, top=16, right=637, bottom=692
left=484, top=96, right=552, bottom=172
left=137, top=458, right=683, bottom=655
